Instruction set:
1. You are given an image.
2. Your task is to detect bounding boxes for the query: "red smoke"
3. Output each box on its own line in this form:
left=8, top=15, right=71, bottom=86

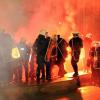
left=0, top=0, right=99, bottom=42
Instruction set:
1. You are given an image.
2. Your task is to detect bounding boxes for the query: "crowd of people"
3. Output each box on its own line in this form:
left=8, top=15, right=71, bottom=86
left=33, top=32, right=68, bottom=83
left=0, top=29, right=96, bottom=85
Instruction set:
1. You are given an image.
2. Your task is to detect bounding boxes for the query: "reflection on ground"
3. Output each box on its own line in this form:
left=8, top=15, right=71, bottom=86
left=0, top=71, right=100, bottom=100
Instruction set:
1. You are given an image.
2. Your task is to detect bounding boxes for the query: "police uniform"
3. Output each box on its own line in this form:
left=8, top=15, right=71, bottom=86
left=17, top=40, right=30, bottom=83
left=69, top=33, right=83, bottom=76
left=33, top=34, right=47, bottom=82
left=56, top=35, right=68, bottom=77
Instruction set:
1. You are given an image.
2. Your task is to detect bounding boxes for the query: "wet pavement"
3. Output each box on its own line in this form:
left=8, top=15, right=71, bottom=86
left=0, top=72, right=100, bottom=100
left=0, top=85, right=100, bottom=100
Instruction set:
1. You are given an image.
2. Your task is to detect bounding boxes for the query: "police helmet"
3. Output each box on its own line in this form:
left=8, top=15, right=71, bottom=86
left=72, top=32, right=79, bottom=37
left=86, top=33, right=92, bottom=38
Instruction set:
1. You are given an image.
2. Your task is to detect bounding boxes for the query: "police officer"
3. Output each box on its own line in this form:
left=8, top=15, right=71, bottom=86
left=44, top=32, right=52, bottom=81
left=69, top=33, right=83, bottom=77
left=0, top=30, right=15, bottom=85
left=45, top=34, right=57, bottom=81
left=56, top=35, right=68, bottom=77
left=84, top=33, right=93, bottom=72
left=17, top=38, right=30, bottom=83
left=33, top=31, right=47, bottom=83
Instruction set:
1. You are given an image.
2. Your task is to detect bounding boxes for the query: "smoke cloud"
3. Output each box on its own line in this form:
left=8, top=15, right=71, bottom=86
left=0, top=1, right=100, bottom=99
left=0, top=0, right=99, bottom=42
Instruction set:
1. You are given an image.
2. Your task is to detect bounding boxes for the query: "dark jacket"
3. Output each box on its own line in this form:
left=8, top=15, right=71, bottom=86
left=18, top=41, right=30, bottom=61
left=33, top=34, right=47, bottom=57
left=57, top=38, right=68, bottom=62
left=69, top=36, right=83, bottom=51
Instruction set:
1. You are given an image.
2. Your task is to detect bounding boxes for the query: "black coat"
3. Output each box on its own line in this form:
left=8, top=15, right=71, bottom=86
left=57, top=38, right=68, bottom=62
left=33, top=34, right=47, bottom=57
left=18, top=41, right=30, bottom=61
left=69, top=36, right=83, bottom=51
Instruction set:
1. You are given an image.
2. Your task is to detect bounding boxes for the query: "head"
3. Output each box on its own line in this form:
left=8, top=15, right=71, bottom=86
left=92, top=41, right=100, bottom=47
left=86, top=33, right=92, bottom=38
left=39, top=29, right=47, bottom=37
left=51, top=35, right=57, bottom=47
left=52, top=34, right=57, bottom=40
left=72, top=32, right=79, bottom=37
left=57, top=35, right=60, bottom=39
left=45, top=31, right=49, bottom=38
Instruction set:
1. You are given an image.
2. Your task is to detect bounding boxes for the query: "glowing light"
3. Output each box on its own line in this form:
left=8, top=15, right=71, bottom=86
left=65, top=54, right=71, bottom=60
left=68, top=35, right=73, bottom=40
left=51, top=65, right=59, bottom=79
left=56, top=97, right=69, bottom=100
left=20, top=48, right=25, bottom=51
left=12, top=47, right=20, bottom=59
left=65, top=70, right=88, bottom=78
left=66, top=47, right=71, bottom=52
left=64, top=47, right=85, bottom=73
left=80, top=48, right=85, bottom=59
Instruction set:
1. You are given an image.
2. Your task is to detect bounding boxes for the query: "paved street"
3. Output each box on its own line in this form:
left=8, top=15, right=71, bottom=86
left=0, top=72, right=100, bottom=100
